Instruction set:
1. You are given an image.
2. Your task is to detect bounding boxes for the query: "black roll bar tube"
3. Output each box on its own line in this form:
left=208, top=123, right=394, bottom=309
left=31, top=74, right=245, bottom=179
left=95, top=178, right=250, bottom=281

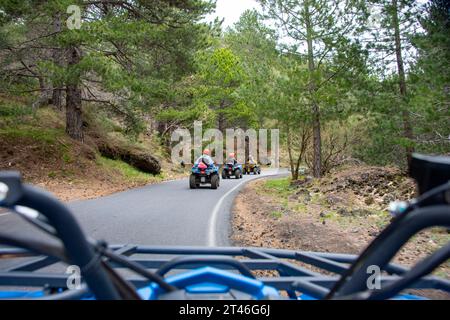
left=0, top=172, right=120, bottom=300
left=335, top=205, right=450, bottom=297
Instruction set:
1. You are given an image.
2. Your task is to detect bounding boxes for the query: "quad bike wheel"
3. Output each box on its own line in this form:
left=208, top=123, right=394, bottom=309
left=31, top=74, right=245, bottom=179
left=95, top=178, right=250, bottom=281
left=235, top=169, right=242, bottom=179
left=189, top=174, right=197, bottom=189
left=222, top=170, right=228, bottom=179
left=211, top=174, right=219, bottom=189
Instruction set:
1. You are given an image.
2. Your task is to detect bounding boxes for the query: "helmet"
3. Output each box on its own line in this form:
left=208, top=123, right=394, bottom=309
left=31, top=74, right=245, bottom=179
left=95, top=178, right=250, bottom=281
left=203, top=149, right=210, bottom=155
left=229, top=153, right=235, bottom=158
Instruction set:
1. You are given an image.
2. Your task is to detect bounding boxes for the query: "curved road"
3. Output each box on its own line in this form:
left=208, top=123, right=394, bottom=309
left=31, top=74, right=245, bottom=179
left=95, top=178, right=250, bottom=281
left=0, top=169, right=285, bottom=249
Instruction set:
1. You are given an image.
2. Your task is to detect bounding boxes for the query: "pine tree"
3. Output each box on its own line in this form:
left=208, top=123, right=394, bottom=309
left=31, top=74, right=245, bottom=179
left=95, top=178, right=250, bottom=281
left=258, top=0, right=367, bottom=177
left=0, top=0, right=215, bottom=141
left=366, top=0, right=421, bottom=166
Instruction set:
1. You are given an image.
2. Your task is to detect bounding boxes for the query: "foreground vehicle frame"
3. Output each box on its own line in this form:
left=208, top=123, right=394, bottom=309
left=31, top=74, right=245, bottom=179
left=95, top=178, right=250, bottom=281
left=1, top=244, right=449, bottom=300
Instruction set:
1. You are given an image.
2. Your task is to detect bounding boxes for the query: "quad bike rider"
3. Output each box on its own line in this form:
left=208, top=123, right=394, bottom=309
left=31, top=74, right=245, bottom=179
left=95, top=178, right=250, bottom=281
left=221, top=153, right=243, bottom=179
left=244, top=154, right=261, bottom=175
left=190, top=149, right=220, bottom=189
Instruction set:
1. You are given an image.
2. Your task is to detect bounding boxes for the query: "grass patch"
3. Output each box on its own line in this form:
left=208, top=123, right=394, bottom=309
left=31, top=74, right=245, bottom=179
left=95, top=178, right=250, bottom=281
left=270, top=210, right=283, bottom=219
left=47, top=169, right=76, bottom=180
left=293, top=203, right=308, bottom=213
left=372, top=210, right=391, bottom=229
left=429, top=229, right=450, bottom=247
left=62, top=152, right=73, bottom=164
left=310, top=193, right=325, bottom=205
left=98, top=156, right=164, bottom=183
left=0, top=127, right=64, bottom=145
left=322, top=210, right=338, bottom=220
left=84, top=105, right=123, bottom=134
left=48, top=171, right=57, bottom=179
left=259, top=177, right=292, bottom=197
left=0, top=102, right=63, bottom=129
left=0, top=102, right=33, bottom=118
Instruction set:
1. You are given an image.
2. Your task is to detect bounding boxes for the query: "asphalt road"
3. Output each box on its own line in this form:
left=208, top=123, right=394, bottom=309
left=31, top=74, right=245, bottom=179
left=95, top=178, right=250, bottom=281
left=0, top=168, right=285, bottom=251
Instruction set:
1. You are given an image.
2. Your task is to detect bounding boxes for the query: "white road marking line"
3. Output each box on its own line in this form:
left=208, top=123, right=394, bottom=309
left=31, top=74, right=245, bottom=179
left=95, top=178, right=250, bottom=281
left=207, top=178, right=248, bottom=247
left=0, top=210, right=11, bottom=217
left=207, top=169, right=283, bottom=247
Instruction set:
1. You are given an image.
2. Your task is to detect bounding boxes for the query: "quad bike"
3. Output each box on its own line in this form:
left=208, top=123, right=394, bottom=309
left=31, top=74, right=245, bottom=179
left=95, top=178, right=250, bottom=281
left=190, top=161, right=220, bottom=189
left=221, top=162, right=243, bottom=179
left=243, top=162, right=261, bottom=175
left=0, top=154, right=449, bottom=300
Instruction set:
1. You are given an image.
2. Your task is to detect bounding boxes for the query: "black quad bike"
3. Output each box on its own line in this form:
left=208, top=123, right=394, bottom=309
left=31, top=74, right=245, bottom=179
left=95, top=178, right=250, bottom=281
left=221, top=162, right=243, bottom=179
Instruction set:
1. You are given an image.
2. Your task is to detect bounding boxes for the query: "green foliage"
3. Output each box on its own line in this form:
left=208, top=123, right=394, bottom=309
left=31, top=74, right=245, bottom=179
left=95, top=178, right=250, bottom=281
left=351, top=0, right=450, bottom=164
left=197, top=47, right=245, bottom=87
left=408, top=0, right=450, bottom=155
left=0, top=102, right=33, bottom=118
left=219, top=101, right=258, bottom=128
left=157, top=104, right=216, bottom=127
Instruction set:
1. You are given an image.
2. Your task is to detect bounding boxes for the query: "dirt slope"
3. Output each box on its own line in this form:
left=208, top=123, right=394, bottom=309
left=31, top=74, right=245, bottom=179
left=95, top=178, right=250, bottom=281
left=232, top=166, right=450, bottom=299
left=0, top=104, right=186, bottom=201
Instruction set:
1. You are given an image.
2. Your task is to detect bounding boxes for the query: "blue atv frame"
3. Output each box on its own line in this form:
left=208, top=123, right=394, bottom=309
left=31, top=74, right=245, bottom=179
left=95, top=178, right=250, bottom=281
left=0, top=154, right=449, bottom=300
left=221, top=162, right=243, bottom=179
left=0, top=244, right=449, bottom=300
left=190, top=162, right=220, bottom=189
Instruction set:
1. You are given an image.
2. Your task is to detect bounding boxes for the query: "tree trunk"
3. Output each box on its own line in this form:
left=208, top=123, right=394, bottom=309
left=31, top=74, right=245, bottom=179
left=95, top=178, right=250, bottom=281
left=52, top=86, right=63, bottom=110
left=217, top=100, right=226, bottom=132
left=297, top=126, right=310, bottom=177
left=65, top=46, right=84, bottom=141
left=31, top=76, right=51, bottom=110
left=51, top=13, right=63, bottom=110
left=311, top=105, right=321, bottom=177
left=392, top=0, right=414, bottom=167
left=245, top=135, right=250, bottom=163
left=305, top=2, right=322, bottom=178
left=286, top=125, right=298, bottom=180
left=66, top=83, right=83, bottom=141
